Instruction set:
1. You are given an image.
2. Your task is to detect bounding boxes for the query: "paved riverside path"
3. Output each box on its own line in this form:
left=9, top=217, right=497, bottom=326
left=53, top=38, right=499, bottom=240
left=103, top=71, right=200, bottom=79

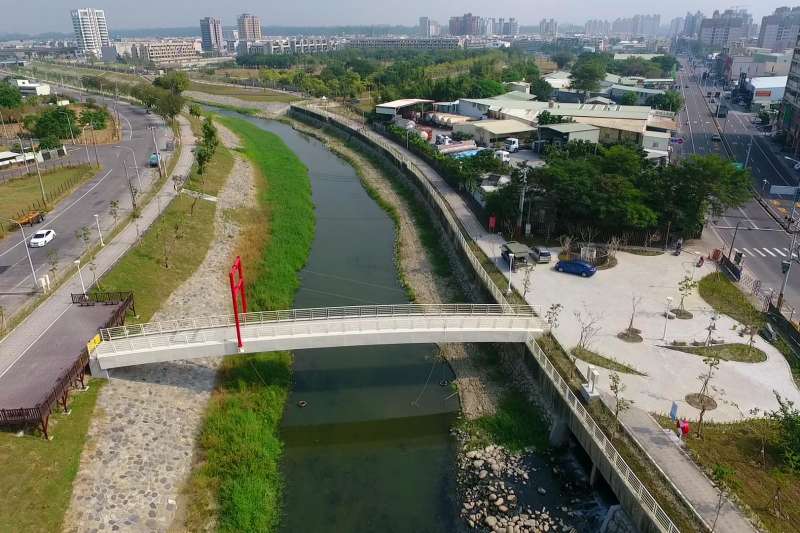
left=309, top=105, right=758, bottom=532
left=0, top=115, right=194, bottom=384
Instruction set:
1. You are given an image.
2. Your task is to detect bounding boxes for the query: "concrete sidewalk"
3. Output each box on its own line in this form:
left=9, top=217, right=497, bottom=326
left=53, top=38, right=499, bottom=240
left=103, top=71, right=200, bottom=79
left=314, top=106, right=758, bottom=532
left=0, top=115, right=195, bottom=378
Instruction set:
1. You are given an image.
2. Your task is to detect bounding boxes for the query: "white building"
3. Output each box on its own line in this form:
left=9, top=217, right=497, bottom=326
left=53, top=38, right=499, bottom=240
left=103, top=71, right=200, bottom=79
left=747, top=76, right=787, bottom=110
left=237, top=13, right=262, bottom=42
left=347, top=37, right=462, bottom=51
left=13, top=79, right=51, bottom=96
left=71, top=8, right=110, bottom=58
left=130, top=41, right=201, bottom=67
left=245, top=38, right=339, bottom=56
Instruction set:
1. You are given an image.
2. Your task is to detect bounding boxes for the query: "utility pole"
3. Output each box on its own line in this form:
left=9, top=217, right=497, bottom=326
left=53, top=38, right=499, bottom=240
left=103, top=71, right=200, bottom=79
left=149, top=125, right=163, bottom=177
left=744, top=135, right=753, bottom=168
left=90, top=124, right=100, bottom=168
left=516, top=174, right=528, bottom=236
left=16, top=135, right=29, bottom=173
left=778, top=229, right=799, bottom=309
left=0, top=109, right=7, bottom=138
left=125, top=160, right=137, bottom=210
left=29, top=139, right=47, bottom=208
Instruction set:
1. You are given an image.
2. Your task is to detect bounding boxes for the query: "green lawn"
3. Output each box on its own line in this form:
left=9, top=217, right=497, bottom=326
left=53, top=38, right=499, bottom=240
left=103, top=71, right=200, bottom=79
left=457, top=391, right=551, bottom=452
left=698, top=272, right=765, bottom=326
left=0, top=380, right=104, bottom=533
left=181, top=115, right=314, bottom=532
left=0, top=165, right=95, bottom=221
left=657, top=416, right=800, bottom=533
left=188, top=81, right=299, bottom=104
left=669, top=343, right=767, bottom=363
left=571, top=346, right=646, bottom=375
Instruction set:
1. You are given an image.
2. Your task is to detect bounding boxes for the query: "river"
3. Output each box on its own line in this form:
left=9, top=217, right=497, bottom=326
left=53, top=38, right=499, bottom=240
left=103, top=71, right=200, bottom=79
left=211, top=109, right=615, bottom=532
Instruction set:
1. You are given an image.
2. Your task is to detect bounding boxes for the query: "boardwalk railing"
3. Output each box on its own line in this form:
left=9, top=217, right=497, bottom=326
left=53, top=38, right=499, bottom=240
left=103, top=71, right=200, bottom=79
left=100, top=303, right=538, bottom=341
left=294, top=103, right=682, bottom=533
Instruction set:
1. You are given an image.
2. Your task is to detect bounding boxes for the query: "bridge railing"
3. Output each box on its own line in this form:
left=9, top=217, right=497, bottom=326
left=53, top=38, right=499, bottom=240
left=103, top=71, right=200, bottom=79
left=100, top=303, right=539, bottom=341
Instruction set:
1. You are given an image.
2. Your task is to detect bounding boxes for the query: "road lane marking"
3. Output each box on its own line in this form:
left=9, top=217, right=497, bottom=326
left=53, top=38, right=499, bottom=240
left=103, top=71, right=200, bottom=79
left=753, top=248, right=766, bottom=257
left=742, top=248, right=752, bottom=255
left=763, top=248, right=776, bottom=256
left=0, top=302, right=72, bottom=378
left=774, top=248, right=787, bottom=256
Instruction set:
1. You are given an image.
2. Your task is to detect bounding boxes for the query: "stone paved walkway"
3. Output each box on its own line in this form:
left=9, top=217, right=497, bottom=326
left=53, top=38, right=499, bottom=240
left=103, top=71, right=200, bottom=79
left=62, top=122, right=256, bottom=532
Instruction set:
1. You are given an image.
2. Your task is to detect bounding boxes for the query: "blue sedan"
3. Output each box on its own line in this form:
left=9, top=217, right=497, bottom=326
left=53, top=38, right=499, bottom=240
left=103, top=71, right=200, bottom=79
left=555, top=260, right=596, bottom=278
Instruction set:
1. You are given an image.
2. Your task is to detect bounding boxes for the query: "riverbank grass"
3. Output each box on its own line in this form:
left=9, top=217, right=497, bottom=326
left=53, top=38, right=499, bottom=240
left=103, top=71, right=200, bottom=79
left=0, top=165, right=95, bottom=221
left=458, top=391, right=550, bottom=453
left=181, top=115, right=314, bottom=532
left=0, top=380, right=104, bottom=532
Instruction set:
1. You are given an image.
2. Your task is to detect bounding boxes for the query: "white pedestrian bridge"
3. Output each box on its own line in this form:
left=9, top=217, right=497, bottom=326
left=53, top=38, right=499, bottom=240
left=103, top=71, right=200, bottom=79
left=91, top=304, right=547, bottom=372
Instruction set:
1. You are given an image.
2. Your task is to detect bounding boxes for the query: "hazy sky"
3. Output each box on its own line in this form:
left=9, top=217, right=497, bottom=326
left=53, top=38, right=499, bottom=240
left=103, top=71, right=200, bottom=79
left=0, top=0, right=792, bottom=35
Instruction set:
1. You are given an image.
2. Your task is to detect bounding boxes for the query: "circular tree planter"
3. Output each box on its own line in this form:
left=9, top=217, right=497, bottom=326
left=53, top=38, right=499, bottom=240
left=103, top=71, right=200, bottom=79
left=671, top=308, right=693, bottom=320
left=617, top=328, right=643, bottom=343
left=685, top=393, right=717, bottom=411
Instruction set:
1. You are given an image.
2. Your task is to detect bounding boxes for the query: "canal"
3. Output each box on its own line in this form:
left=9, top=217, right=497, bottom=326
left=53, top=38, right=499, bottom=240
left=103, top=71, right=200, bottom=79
left=211, top=109, right=614, bottom=532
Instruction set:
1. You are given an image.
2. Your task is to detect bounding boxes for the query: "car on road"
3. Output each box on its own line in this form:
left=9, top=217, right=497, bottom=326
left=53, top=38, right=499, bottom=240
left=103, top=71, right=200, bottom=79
left=711, top=133, right=722, bottom=142
left=29, top=229, right=55, bottom=248
left=148, top=152, right=161, bottom=167
left=554, top=259, right=596, bottom=277
left=531, top=246, right=552, bottom=263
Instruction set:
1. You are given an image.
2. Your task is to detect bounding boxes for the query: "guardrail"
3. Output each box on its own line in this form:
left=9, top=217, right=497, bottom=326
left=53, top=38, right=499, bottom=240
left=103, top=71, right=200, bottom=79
left=293, top=104, right=682, bottom=533
left=100, top=303, right=538, bottom=341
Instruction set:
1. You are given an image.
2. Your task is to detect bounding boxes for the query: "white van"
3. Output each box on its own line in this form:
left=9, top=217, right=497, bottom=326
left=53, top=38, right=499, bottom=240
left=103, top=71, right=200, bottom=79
left=494, top=150, right=510, bottom=163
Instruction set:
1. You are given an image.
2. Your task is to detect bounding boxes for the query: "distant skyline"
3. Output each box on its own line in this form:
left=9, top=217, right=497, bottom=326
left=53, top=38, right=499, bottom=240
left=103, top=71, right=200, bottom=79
left=0, top=0, right=793, bottom=35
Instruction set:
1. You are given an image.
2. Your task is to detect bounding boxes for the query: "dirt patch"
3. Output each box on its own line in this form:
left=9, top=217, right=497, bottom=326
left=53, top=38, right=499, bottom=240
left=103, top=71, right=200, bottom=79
left=291, top=120, right=501, bottom=418
left=185, top=91, right=290, bottom=117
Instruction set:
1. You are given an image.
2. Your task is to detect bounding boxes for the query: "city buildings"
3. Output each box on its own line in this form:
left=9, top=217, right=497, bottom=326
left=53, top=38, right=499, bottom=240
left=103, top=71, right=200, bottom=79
left=699, top=9, right=752, bottom=49
left=539, top=19, right=558, bottom=37
left=758, top=7, right=800, bottom=52
left=200, top=17, right=224, bottom=53
left=71, top=8, right=110, bottom=58
left=245, top=38, right=339, bottom=56
left=610, top=15, right=660, bottom=37
left=721, top=47, right=793, bottom=83
left=780, top=38, right=800, bottom=153
left=347, top=37, right=462, bottom=51
left=682, top=11, right=705, bottom=38
left=237, top=13, right=262, bottom=42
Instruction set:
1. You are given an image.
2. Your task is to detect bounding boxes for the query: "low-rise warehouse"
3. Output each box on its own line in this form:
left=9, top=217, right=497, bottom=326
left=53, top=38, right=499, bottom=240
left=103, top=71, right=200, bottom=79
left=538, top=123, right=600, bottom=145
left=453, top=119, right=535, bottom=146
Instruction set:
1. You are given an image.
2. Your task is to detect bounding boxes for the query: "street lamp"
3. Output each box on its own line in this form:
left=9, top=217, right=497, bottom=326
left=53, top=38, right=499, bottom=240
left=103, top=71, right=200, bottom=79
left=94, top=214, right=104, bottom=246
left=1, top=217, right=38, bottom=290
left=662, top=296, right=673, bottom=341
left=506, top=253, right=515, bottom=294
left=116, top=145, right=142, bottom=191
left=74, top=259, right=86, bottom=296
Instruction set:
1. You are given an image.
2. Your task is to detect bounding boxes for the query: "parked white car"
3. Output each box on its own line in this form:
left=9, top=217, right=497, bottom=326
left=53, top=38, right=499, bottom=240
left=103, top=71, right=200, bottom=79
left=29, top=229, right=55, bottom=248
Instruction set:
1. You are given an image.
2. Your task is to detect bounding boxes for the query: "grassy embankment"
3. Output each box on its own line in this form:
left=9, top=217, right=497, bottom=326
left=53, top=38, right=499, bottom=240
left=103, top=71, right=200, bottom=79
left=0, top=165, right=95, bottom=222
left=657, top=415, right=800, bottom=532
left=181, top=116, right=314, bottom=533
left=187, top=81, right=299, bottom=104
left=0, top=381, right=105, bottom=532
left=668, top=343, right=767, bottom=363
left=571, top=346, right=646, bottom=375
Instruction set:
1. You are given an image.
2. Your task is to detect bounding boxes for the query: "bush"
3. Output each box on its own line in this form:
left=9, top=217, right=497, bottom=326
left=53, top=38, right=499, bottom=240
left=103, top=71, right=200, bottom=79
left=32, top=107, right=78, bottom=142
left=771, top=393, right=800, bottom=472
left=38, top=135, right=61, bottom=150
left=79, top=107, right=109, bottom=130
left=0, top=83, right=22, bottom=108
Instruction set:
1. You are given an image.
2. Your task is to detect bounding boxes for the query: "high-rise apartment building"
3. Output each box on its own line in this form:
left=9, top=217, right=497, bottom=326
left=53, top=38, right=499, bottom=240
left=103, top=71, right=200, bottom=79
left=781, top=36, right=800, bottom=153
left=237, top=13, right=262, bottom=42
left=200, top=17, right=224, bottom=53
left=682, top=11, right=704, bottom=37
left=449, top=13, right=480, bottom=36
left=585, top=19, right=611, bottom=36
left=699, top=9, right=750, bottom=48
left=71, top=8, right=110, bottom=57
left=759, top=7, right=800, bottom=52
left=539, top=18, right=558, bottom=36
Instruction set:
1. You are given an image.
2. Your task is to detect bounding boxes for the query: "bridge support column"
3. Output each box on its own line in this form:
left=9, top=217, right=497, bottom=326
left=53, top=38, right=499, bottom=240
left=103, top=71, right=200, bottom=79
left=89, top=357, right=109, bottom=379
left=548, top=416, right=570, bottom=447
left=589, top=464, right=600, bottom=487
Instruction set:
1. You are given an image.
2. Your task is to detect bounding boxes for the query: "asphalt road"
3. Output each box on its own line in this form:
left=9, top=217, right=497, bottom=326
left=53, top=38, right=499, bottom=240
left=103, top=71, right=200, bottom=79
left=676, top=57, right=800, bottom=310
left=0, top=87, right=171, bottom=319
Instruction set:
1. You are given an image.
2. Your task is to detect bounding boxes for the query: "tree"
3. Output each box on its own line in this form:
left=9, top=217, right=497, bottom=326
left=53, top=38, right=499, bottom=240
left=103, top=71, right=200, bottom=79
left=696, top=357, right=720, bottom=437
left=47, top=250, right=58, bottom=280
left=621, top=294, right=643, bottom=340
left=676, top=276, right=698, bottom=318
left=748, top=407, right=770, bottom=470
left=619, top=91, right=639, bottom=106
left=154, top=91, right=184, bottom=123
left=569, top=54, right=608, bottom=96
left=75, top=225, right=91, bottom=253
left=32, top=107, right=78, bottom=143
left=545, top=303, right=564, bottom=329
left=711, top=464, right=737, bottom=532
left=109, top=200, right=120, bottom=227
left=574, top=309, right=600, bottom=351
left=530, top=77, right=553, bottom=101
left=79, top=107, right=109, bottom=130
left=550, top=51, right=575, bottom=69
left=648, top=90, right=684, bottom=112
left=131, top=83, right=160, bottom=109
left=153, top=71, right=189, bottom=94
left=609, top=372, right=633, bottom=436
left=522, top=265, right=534, bottom=297
left=537, top=110, right=574, bottom=125
left=188, top=103, right=202, bottom=117
left=770, top=393, right=800, bottom=472
left=0, top=83, right=22, bottom=108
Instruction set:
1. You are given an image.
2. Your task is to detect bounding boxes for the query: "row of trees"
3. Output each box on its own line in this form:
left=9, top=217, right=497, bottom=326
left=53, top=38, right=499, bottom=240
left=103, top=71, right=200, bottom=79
left=485, top=141, right=750, bottom=238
